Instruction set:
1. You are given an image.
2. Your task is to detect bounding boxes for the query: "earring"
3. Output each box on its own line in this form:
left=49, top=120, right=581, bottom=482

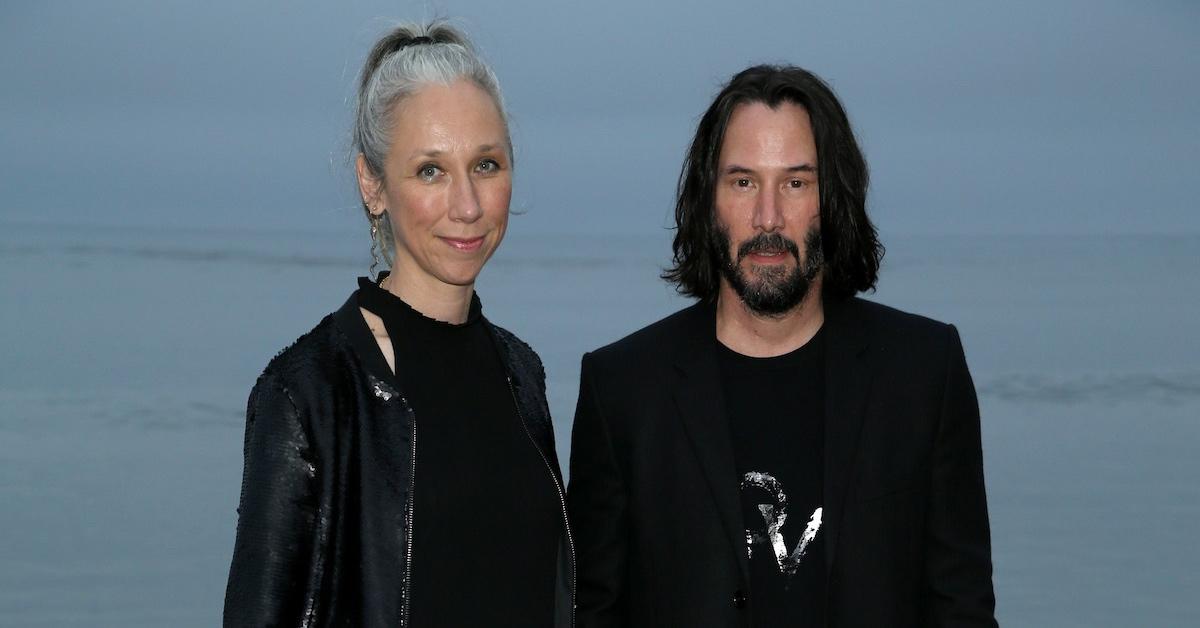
left=368, top=208, right=384, bottom=281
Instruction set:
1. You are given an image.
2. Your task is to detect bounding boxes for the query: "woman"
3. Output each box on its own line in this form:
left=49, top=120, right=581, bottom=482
left=223, top=22, right=573, bottom=627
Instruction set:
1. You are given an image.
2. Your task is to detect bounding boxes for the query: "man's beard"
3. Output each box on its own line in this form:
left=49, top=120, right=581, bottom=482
left=714, top=223, right=824, bottom=316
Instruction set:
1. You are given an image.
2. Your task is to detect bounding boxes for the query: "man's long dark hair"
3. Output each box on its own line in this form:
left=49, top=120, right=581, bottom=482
left=663, top=65, right=883, bottom=301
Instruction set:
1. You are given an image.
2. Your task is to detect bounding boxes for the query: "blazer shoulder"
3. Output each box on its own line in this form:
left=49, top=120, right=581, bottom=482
left=586, top=302, right=706, bottom=367
left=842, top=296, right=963, bottom=359
left=856, top=293, right=949, bottom=321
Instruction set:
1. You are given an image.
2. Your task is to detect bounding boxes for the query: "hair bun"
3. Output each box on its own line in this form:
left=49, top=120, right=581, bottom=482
left=381, top=34, right=433, bottom=59
left=361, top=22, right=473, bottom=92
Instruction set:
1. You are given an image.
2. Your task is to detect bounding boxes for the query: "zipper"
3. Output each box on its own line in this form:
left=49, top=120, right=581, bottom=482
left=400, top=396, right=417, bottom=627
left=392, top=375, right=571, bottom=625
left=507, top=375, right=577, bottom=628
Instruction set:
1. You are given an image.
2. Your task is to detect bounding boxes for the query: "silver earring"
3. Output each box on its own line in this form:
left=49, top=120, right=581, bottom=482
left=368, top=210, right=383, bottom=280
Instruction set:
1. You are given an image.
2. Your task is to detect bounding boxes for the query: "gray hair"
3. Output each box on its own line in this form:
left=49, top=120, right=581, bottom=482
left=353, top=21, right=509, bottom=273
left=354, top=21, right=509, bottom=182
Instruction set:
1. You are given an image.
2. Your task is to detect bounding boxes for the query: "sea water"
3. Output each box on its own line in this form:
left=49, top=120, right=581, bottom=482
left=1, top=222, right=1197, bottom=626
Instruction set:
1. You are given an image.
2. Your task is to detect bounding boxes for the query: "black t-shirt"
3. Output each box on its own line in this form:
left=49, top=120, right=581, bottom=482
left=356, top=277, right=560, bottom=627
left=717, top=329, right=826, bottom=628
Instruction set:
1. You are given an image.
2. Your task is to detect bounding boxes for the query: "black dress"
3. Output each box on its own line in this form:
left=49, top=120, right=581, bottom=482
left=356, top=277, right=561, bottom=627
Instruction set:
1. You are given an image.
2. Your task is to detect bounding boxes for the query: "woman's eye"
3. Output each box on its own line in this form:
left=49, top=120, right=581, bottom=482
left=418, top=165, right=441, bottom=180
left=476, top=159, right=500, bottom=174
left=789, top=179, right=806, bottom=188
left=735, top=178, right=752, bottom=188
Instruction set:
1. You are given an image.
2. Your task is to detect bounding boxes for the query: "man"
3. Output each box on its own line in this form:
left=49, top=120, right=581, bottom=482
left=567, top=65, right=997, bottom=627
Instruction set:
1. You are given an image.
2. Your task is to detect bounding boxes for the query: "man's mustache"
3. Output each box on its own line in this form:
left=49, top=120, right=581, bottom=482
left=737, top=233, right=800, bottom=263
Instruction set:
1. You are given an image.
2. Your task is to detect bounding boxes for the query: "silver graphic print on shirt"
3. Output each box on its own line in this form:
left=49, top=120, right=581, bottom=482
left=742, top=471, right=822, bottom=579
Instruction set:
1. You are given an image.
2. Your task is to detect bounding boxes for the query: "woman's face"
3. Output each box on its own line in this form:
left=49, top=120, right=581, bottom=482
left=360, top=79, right=512, bottom=290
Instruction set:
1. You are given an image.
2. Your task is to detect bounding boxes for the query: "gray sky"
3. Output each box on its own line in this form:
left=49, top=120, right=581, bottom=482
left=1, top=0, right=1197, bottom=236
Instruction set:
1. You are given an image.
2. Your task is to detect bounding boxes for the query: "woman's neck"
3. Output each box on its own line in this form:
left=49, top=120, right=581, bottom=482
left=381, top=266, right=475, bottom=325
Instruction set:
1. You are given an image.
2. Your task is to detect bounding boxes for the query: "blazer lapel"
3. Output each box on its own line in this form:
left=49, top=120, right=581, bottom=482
left=669, top=303, right=750, bottom=582
left=822, top=298, right=873, bottom=575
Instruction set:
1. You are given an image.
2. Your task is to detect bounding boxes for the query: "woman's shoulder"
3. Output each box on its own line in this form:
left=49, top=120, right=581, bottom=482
left=262, top=314, right=339, bottom=373
left=252, top=312, right=357, bottom=407
left=486, top=321, right=545, bottom=381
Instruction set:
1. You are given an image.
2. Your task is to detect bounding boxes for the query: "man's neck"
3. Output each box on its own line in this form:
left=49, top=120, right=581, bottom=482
left=715, top=281, right=825, bottom=358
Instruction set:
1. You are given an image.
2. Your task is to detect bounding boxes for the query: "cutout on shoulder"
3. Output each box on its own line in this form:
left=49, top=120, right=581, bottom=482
left=359, top=306, right=396, bottom=374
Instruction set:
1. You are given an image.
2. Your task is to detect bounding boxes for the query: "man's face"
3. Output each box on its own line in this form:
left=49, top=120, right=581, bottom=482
left=713, top=101, right=823, bottom=316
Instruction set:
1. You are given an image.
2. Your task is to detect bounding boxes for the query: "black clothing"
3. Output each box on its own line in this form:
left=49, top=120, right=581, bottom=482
left=355, top=278, right=560, bottom=627
left=567, top=298, right=997, bottom=628
left=223, top=286, right=574, bottom=627
left=716, top=332, right=825, bottom=628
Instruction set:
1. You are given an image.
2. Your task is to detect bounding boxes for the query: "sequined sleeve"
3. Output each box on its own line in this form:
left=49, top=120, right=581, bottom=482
left=223, top=373, right=320, bottom=627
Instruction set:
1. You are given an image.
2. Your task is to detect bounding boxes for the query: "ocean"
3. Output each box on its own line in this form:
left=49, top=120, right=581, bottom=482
left=1, top=221, right=1197, bottom=626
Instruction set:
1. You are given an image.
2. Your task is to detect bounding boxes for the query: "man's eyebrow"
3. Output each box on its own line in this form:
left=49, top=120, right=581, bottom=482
left=720, top=164, right=817, bottom=174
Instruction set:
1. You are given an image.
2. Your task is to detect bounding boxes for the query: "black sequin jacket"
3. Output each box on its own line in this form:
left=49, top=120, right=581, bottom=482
left=223, top=294, right=575, bottom=627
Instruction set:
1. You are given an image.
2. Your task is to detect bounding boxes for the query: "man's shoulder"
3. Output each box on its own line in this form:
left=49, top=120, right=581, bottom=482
left=586, top=301, right=708, bottom=367
left=583, top=296, right=962, bottom=370
left=843, top=296, right=952, bottom=333
left=835, top=296, right=963, bottom=361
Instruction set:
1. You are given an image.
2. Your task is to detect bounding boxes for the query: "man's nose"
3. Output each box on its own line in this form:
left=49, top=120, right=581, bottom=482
left=751, top=189, right=784, bottom=232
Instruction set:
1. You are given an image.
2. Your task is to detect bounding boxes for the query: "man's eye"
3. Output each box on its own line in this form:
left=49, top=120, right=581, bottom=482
left=736, top=178, right=751, bottom=188
left=789, top=179, right=805, bottom=188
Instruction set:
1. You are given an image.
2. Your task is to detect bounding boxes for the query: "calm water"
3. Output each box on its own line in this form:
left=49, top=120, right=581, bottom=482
left=2, top=222, right=1198, bottom=626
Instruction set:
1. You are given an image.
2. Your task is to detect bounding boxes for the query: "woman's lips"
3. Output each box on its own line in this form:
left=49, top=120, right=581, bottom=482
left=439, top=236, right=485, bottom=252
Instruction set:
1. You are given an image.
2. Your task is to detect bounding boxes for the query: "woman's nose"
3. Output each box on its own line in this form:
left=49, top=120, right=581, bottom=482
left=448, top=176, right=483, bottom=223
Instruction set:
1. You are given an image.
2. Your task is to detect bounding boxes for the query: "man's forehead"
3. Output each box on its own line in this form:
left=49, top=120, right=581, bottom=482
left=719, top=101, right=818, bottom=166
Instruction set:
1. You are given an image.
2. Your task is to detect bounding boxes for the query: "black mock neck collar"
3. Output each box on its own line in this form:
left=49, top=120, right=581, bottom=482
left=356, top=273, right=483, bottom=330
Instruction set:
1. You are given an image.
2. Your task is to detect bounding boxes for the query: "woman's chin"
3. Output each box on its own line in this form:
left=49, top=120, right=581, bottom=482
left=433, top=266, right=485, bottom=288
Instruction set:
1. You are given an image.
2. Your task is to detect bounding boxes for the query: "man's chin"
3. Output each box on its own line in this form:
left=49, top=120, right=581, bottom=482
left=743, top=262, right=795, bottom=284
left=733, top=270, right=814, bottom=316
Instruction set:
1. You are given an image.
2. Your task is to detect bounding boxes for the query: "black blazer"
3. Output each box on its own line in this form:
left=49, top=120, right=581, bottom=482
left=567, top=297, right=997, bottom=627
left=224, top=294, right=574, bottom=627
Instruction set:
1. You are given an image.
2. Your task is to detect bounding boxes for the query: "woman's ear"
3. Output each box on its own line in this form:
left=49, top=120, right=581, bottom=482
left=356, top=154, right=384, bottom=214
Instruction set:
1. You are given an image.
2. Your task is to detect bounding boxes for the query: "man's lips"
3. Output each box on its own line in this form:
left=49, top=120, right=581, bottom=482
left=745, top=249, right=791, bottom=263
left=737, top=233, right=800, bottom=265
left=438, top=236, right=485, bottom=252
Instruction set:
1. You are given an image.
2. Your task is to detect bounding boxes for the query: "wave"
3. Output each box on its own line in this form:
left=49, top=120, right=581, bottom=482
left=0, top=390, right=245, bottom=433
left=4, top=370, right=1197, bottom=436
left=977, top=371, right=1200, bottom=405
left=66, top=243, right=361, bottom=269
left=2, top=241, right=654, bottom=270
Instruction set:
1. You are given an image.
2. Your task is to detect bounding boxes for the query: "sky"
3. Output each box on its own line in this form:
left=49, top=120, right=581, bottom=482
left=1, top=0, right=1197, bottom=237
